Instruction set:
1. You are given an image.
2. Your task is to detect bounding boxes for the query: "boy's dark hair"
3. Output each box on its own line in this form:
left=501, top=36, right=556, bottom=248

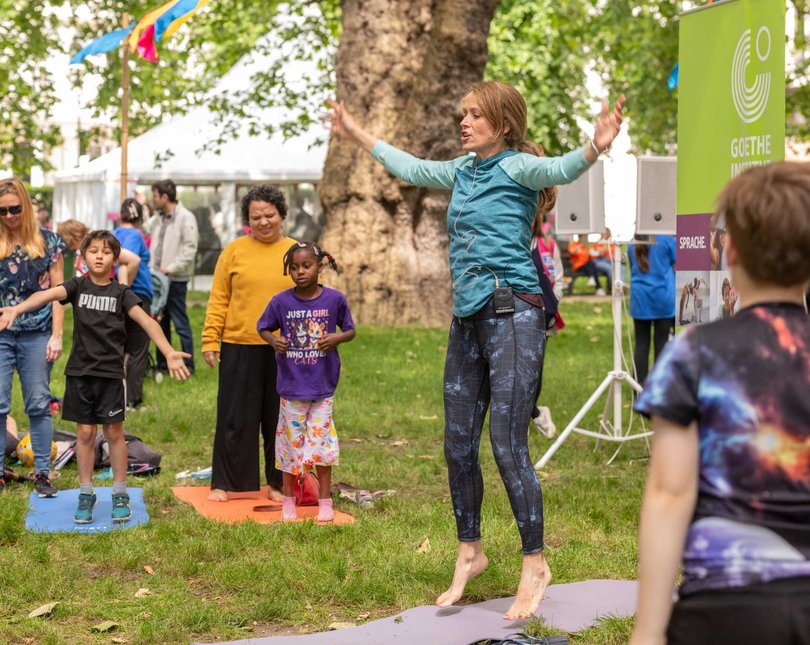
left=151, top=179, right=177, bottom=203
left=241, top=184, right=287, bottom=225
left=120, top=198, right=143, bottom=223
left=283, top=241, right=339, bottom=276
left=79, top=230, right=121, bottom=260
left=715, top=161, right=810, bottom=286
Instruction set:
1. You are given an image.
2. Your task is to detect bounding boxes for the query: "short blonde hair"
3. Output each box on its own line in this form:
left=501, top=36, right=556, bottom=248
left=56, top=219, right=90, bottom=251
left=715, top=161, right=810, bottom=286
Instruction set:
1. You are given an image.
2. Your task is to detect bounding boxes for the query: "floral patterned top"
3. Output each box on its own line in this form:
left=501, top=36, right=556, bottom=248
left=0, top=229, right=66, bottom=332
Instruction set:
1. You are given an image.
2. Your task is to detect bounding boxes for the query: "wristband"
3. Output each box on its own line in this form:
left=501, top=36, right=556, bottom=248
left=590, top=139, right=602, bottom=157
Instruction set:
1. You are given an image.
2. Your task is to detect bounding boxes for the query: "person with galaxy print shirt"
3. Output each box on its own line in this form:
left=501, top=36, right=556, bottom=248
left=630, top=161, right=810, bottom=645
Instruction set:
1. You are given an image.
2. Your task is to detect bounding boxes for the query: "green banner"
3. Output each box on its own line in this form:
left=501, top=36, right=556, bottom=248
left=678, top=0, right=785, bottom=216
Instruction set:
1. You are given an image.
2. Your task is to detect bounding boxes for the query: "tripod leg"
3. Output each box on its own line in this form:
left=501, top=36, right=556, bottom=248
left=534, top=374, right=616, bottom=470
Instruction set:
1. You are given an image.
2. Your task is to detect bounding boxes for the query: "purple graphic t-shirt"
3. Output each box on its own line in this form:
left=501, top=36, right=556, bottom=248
left=257, top=287, right=354, bottom=400
left=635, top=302, right=810, bottom=597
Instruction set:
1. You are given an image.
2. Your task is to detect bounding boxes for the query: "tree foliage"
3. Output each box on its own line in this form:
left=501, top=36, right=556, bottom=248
left=486, top=0, right=593, bottom=155
left=0, top=0, right=63, bottom=177
left=2, top=1, right=808, bottom=177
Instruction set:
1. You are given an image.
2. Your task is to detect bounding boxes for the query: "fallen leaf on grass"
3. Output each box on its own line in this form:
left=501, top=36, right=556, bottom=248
left=28, top=602, right=58, bottom=618
left=416, top=537, right=431, bottom=554
left=392, top=440, right=409, bottom=447
left=111, top=638, right=128, bottom=644
left=590, top=336, right=600, bottom=343
left=375, top=433, right=391, bottom=439
left=305, top=602, right=313, bottom=611
left=134, top=588, right=151, bottom=598
left=328, top=622, right=356, bottom=630
left=91, top=621, right=118, bottom=633
left=357, top=611, right=371, bottom=620
left=419, top=415, right=437, bottom=420
left=349, top=438, right=364, bottom=443
left=143, top=565, right=155, bottom=575
left=593, top=306, right=603, bottom=314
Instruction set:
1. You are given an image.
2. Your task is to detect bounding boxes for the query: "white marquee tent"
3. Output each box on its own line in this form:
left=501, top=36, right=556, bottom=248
left=53, top=15, right=330, bottom=232
left=52, top=106, right=327, bottom=230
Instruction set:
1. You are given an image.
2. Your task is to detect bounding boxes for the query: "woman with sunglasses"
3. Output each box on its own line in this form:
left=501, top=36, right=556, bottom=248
left=0, top=178, right=66, bottom=496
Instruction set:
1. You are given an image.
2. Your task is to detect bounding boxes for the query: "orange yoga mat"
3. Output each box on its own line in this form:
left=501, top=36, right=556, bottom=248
left=171, top=486, right=355, bottom=525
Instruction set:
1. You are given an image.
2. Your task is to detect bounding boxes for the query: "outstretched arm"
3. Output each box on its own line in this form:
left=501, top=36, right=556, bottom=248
left=630, top=417, right=698, bottom=645
left=127, top=305, right=190, bottom=381
left=326, top=99, right=377, bottom=152
left=586, top=95, right=626, bottom=163
left=0, top=285, right=68, bottom=331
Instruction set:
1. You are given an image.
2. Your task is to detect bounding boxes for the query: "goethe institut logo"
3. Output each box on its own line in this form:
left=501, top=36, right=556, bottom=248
left=731, top=27, right=771, bottom=124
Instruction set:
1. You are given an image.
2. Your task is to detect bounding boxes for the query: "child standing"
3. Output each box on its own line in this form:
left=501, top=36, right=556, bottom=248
left=0, top=231, right=190, bottom=523
left=630, top=161, right=810, bottom=645
left=257, top=242, right=355, bottom=522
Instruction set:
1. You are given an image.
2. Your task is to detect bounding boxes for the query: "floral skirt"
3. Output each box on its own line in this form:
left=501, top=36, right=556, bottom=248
left=275, top=397, right=339, bottom=475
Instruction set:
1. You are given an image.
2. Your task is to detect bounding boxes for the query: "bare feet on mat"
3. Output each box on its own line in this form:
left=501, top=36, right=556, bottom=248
left=503, top=551, right=552, bottom=620
left=207, top=488, right=228, bottom=502
left=436, top=541, right=489, bottom=608
left=267, top=486, right=283, bottom=502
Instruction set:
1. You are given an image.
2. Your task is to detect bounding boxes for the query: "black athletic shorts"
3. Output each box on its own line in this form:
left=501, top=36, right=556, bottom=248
left=668, top=576, right=810, bottom=645
left=62, top=375, right=126, bottom=425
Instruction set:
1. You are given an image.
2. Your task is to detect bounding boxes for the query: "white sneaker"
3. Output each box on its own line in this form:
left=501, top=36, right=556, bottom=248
left=533, top=406, right=557, bottom=438
left=595, top=288, right=606, bottom=296
left=587, top=277, right=597, bottom=287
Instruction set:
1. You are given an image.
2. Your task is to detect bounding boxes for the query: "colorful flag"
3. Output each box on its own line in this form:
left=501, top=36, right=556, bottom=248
left=127, top=0, right=180, bottom=54
left=155, top=0, right=209, bottom=42
left=69, top=24, right=135, bottom=64
left=137, top=24, right=159, bottom=63
left=668, top=62, right=679, bottom=92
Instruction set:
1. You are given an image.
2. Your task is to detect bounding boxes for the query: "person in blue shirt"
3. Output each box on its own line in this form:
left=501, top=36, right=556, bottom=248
left=627, top=234, right=676, bottom=386
left=327, top=80, right=625, bottom=620
left=114, top=199, right=154, bottom=409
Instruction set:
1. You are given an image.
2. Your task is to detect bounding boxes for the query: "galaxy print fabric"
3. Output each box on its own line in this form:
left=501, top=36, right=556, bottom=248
left=635, top=302, right=810, bottom=596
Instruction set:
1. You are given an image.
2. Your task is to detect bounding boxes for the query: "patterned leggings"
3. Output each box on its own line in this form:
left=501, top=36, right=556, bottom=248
left=443, top=297, right=546, bottom=554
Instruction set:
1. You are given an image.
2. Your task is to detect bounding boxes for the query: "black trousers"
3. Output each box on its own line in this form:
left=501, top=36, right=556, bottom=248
left=124, top=299, right=151, bottom=407
left=210, top=342, right=283, bottom=491
left=632, top=317, right=674, bottom=386
left=668, top=577, right=810, bottom=645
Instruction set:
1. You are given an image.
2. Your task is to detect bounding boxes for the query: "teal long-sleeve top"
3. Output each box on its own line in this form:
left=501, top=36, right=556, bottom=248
left=371, top=140, right=593, bottom=317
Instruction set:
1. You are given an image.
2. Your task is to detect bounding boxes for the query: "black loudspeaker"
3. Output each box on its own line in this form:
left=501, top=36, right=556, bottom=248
left=554, top=160, right=605, bottom=235
left=636, top=157, right=677, bottom=235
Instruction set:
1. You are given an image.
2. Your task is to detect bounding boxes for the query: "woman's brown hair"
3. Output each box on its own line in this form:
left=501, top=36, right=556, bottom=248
left=466, top=80, right=557, bottom=213
left=0, top=177, right=45, bottom=259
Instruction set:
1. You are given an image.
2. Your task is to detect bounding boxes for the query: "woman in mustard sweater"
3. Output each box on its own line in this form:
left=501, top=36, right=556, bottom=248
left=202, top=185, right=297, bottom=502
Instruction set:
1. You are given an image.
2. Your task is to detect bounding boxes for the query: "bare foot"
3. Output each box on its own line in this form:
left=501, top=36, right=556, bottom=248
left=503, top=551, right=552, bottom=620
left=207, top=488, right=228, bottom=502
left=435, top=541, right=489, bottom=608
left=266, top=486, right=283, bottom=502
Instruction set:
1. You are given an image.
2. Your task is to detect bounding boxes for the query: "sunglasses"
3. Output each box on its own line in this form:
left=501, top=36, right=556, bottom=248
left=0, top=204, right=22, bottom=217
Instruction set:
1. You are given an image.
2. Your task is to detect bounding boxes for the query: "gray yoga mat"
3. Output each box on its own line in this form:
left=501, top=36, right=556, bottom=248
left=203, top=579, right=637, bottom=645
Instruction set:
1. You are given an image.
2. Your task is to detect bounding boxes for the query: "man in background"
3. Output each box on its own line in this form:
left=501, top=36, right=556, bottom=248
left=144, top=179, right=198, bottom=374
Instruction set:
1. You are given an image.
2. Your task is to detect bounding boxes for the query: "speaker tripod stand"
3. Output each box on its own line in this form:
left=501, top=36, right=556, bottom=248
left=534, top=242, right=652, bottom=470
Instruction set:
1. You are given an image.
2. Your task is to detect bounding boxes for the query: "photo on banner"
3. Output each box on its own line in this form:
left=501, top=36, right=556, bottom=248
left=675, top=0, right=785, bottom=325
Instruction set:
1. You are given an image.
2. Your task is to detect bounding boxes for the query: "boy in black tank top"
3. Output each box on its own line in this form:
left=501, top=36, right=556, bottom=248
left=0, top=231, right=190, bottom=524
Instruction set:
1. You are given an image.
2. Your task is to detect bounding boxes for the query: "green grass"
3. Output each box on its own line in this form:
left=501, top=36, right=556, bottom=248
left=0, top=295, right=647, bottom=644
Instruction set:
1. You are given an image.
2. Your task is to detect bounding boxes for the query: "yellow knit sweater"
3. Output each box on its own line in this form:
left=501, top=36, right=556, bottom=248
left=201, top=235, right=297, bottom=351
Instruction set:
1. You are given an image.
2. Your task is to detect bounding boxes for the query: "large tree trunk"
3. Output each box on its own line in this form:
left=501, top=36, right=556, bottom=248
left=319, top=0, right=500, bottom=326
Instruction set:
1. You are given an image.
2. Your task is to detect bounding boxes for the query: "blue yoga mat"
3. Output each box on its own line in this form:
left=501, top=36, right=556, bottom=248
left=25, top=487, right=149, bottom=534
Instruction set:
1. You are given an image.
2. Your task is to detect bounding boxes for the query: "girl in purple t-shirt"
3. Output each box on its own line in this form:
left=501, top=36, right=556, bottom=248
left=257, top=242, right=355, bottom=522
